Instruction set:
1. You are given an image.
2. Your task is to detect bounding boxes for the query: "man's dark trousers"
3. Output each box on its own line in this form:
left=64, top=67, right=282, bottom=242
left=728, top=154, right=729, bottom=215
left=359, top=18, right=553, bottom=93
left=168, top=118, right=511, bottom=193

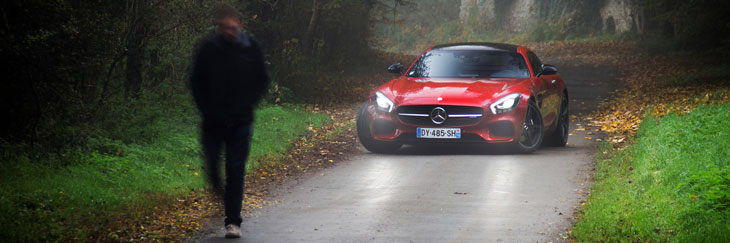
left=201, top=120, right=252, bottom=226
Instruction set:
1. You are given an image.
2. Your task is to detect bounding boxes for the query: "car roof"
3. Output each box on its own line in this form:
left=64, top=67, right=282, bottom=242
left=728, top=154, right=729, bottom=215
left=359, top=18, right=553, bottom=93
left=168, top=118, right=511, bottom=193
left=430, top=42, right=521, bottom=52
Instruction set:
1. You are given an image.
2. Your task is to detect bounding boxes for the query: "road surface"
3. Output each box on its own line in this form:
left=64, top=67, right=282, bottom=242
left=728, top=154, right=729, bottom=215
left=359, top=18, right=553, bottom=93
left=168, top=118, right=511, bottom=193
left=196, top=62, right=619, bottom=242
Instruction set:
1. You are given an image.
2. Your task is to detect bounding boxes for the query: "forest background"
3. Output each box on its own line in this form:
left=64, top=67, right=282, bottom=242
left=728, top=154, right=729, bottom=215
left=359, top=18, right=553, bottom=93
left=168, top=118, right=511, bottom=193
left=1, top=0, right=729, bottom=241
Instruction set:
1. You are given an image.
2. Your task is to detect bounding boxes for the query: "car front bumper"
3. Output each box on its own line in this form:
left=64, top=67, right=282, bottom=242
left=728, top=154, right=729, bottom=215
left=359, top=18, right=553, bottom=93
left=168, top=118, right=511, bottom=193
left=367, top=103, right=528, bottom=144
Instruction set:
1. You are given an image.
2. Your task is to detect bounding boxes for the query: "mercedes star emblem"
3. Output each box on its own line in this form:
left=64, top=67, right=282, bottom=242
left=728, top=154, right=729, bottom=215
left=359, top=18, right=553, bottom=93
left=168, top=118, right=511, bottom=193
left=430, top=107, right=447, bottom=124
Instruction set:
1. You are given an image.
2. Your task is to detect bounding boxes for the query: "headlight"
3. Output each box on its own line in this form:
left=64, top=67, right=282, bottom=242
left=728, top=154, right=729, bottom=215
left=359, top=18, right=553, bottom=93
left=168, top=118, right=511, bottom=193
left=490, top=93, right=521, bottom=114
left=374, top=91, right=394, bottom=112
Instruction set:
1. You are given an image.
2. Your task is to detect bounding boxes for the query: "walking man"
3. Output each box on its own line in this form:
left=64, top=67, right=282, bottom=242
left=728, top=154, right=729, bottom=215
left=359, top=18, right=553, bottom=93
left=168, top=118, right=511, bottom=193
left=190, top=4, right=269, bottom=238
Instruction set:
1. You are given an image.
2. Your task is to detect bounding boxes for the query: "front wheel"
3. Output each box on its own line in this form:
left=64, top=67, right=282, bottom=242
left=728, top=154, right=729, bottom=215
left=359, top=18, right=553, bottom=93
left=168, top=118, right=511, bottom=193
left=514, top=100, right=544, bottom=153
left=356, top=103, right=402, bottom=153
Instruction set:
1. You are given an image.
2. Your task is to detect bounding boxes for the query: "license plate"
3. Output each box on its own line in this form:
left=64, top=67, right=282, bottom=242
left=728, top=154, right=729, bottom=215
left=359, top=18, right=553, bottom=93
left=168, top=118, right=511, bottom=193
left=417, top=128, right=461, bottom=139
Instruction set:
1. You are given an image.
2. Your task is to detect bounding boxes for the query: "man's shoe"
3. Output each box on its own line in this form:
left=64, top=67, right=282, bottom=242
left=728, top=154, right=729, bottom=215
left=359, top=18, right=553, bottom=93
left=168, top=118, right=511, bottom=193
left=225, top=224, right=241, bottom=238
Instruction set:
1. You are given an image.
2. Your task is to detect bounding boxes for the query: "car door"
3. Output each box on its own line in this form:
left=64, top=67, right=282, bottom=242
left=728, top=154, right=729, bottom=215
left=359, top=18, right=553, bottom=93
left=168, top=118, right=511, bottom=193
left=526, top=51, right=559, bottom=128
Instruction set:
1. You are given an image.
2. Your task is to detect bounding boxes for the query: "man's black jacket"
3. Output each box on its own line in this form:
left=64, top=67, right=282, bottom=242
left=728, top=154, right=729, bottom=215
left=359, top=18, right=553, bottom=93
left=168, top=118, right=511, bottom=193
left=190, top=31, right=269, bottom=125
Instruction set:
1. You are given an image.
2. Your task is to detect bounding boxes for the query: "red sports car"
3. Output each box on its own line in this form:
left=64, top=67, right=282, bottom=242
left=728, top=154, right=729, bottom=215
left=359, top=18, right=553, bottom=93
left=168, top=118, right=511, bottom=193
left=357, top=43, right=569, bottom=153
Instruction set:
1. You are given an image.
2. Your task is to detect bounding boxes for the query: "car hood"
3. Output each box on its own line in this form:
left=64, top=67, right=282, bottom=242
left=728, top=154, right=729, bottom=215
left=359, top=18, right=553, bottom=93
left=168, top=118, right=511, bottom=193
left=389, top=77, right=524, bottom=106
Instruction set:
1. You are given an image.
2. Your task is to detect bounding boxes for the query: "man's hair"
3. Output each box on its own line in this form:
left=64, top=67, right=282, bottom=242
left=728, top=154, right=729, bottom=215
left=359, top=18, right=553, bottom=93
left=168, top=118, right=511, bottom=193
left=215, top=4, right=241, bottom=23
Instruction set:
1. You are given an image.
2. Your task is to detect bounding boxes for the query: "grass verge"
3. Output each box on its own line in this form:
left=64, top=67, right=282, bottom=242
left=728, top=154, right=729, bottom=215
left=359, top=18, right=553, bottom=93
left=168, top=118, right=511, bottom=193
left=572, top=104, right=730, bottom=241
left=0, top=104, right=329, bottom=241
left=248, top=105, right=331, bottom=170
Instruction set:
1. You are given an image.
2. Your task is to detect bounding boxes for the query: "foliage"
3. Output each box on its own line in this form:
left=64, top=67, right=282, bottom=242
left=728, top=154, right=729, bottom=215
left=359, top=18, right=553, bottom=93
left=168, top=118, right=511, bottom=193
left=638, top=0, right=730, bottom=53
left=0, top=0, right=213, bottom=158
left=0, top=110, right=205, bottom=241
left=241, top=0, right=378, bottom=99
left=372, top=0, right=460, bottom=53
left=572, top=104, right=730, bottom=241
left=0, top=104, right=329, bottom=241
left=0, top=0, right=383, bottom=160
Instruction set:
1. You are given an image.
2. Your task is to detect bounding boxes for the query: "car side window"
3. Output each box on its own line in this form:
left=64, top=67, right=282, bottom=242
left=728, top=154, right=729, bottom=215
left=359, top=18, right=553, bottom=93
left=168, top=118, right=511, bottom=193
left=526, top=51, right=542, bottom=76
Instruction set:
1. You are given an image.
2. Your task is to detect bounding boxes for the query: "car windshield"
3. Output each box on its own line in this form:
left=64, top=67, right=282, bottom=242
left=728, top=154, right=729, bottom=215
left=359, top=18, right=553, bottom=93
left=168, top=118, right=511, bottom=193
left=406, top=50, right=530, bottom=78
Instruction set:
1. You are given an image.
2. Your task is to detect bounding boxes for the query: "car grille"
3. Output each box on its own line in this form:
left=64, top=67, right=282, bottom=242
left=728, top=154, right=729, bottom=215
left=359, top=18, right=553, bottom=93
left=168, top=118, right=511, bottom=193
left=397, top=105, right=483, bottom=126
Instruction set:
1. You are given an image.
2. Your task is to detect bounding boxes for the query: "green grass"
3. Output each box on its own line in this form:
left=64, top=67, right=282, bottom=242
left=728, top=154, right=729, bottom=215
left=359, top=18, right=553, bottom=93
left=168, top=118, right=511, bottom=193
left=324, top=120, right=356, bottom=140
left=248, top=105, right=331, bottom=170
left=0, top=104, right=329, bottom=241
left=572, top=104, right=730, bottom=242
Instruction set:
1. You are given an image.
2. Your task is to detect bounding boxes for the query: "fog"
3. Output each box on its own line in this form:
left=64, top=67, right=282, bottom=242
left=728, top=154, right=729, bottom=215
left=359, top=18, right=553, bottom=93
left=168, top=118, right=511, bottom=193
left=372, top=0, right=727, bottom=55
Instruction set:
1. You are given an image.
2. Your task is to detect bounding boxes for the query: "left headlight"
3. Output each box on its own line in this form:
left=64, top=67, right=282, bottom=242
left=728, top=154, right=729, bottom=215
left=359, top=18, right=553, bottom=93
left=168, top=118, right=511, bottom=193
left=374, top=91, right=394, bottom=112
left=490, top=93, right=521, bottom=114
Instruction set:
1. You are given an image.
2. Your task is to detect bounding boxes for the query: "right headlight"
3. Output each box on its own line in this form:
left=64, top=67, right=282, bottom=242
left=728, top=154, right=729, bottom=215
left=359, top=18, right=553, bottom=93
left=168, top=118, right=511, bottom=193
left=490, top=93, right=521, bottom=114
left=374, top=91, right=394, bottom=112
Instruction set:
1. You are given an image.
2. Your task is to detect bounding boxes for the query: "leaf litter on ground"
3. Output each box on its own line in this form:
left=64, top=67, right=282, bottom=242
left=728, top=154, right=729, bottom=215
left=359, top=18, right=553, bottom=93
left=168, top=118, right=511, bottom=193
left=531, top=40, right=730, bottom=148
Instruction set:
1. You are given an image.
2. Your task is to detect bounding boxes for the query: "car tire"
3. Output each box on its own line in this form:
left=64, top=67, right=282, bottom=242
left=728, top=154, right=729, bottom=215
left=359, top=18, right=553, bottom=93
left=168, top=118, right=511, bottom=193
left=546, top=93, right=569, bottom=147
left=356, top=102, right=402, bottom=153
left=514, top=100, right=544, bottom=153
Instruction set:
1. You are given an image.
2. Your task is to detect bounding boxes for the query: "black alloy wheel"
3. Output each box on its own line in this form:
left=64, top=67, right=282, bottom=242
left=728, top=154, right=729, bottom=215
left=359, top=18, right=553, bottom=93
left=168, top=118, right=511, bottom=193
left=356, top=103, right=402, bottom=153
left=515, top=100, right=544, bottom=153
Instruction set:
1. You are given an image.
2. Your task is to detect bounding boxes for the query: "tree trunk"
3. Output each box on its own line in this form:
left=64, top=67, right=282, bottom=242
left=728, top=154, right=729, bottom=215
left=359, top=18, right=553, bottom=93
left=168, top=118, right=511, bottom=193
left=125, top=42, right=143, bottom=99
left=303, top=0, right=321, bottom=54
left=124, top=0, right=146, bottom=99
left=634, top=7, right=644, bottom=34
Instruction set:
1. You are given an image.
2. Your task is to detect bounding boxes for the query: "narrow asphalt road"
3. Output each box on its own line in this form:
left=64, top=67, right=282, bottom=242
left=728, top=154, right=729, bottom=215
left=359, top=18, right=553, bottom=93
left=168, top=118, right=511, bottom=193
left=197, top=62, right=619, bottom=242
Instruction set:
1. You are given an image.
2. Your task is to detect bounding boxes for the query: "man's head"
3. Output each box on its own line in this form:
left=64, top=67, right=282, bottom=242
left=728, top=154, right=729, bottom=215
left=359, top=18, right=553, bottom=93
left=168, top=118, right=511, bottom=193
left=215, top=4, right=242, bottom=42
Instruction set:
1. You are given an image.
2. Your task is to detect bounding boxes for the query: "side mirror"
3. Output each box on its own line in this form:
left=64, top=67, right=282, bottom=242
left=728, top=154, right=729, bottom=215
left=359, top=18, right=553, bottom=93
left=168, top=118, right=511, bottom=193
left=540, top=64, right=558, bottom=76
left=388, top=63, right=403, bottom=75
